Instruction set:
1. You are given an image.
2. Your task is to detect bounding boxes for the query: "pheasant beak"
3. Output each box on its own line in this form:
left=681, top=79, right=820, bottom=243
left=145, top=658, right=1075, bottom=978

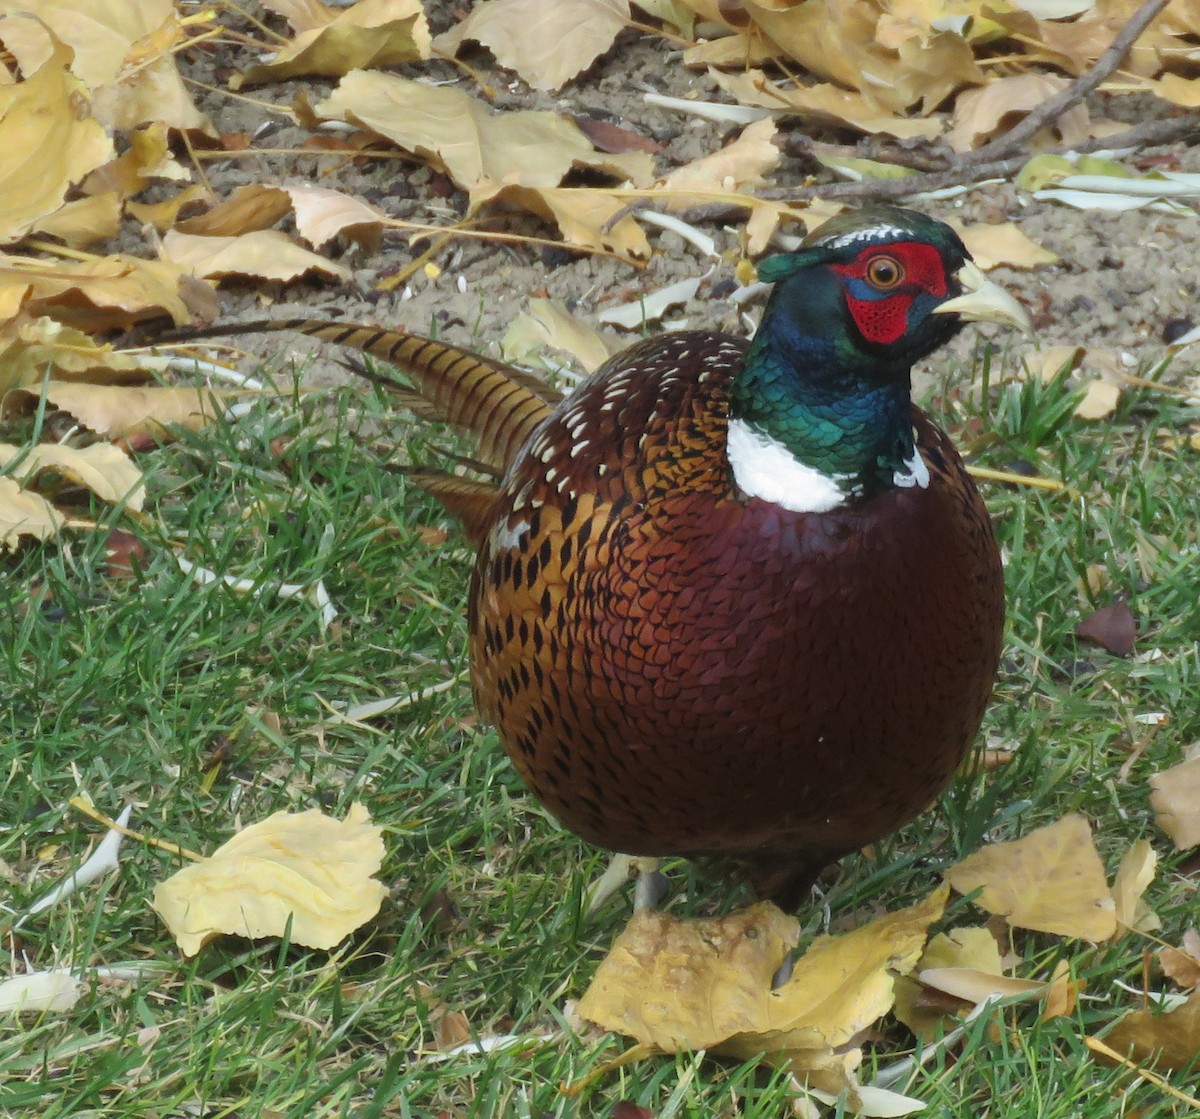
left=933, top=260, right=1033, bottom=334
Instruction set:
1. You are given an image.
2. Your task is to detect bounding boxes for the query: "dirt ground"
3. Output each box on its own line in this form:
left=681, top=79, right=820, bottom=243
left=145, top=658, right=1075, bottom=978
left=177, top=13, right=1200, bottom=396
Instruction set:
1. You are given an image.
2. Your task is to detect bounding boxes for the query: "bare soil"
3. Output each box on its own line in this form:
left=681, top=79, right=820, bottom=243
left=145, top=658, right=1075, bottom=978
left=176, top=16, right=1200, bottom=394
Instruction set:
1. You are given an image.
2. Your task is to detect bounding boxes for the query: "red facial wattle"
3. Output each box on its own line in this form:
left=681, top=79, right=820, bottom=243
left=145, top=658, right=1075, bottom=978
left=833, top=241, right=950, bottom=346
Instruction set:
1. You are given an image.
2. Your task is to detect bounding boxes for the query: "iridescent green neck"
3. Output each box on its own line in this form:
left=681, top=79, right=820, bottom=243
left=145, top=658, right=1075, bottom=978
left=731, top=315, right=916, bottom=499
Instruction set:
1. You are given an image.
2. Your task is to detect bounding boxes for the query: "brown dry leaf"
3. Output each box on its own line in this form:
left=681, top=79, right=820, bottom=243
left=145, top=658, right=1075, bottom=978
left=126, top=185, right=210, bottom=233
left=946, top=73, right=1089, bottom=153
left=1161, top=930, right=1200, bottom=990
left=1075, top=600, right=1136, bottom=656
left=711, top=71, right=943, bottom=141
left=0, top=253, right=205, bottom=330
left=153, top=803, right=387, bottom=956
left=2, top=382, right=229, bottom=440
left=161, top=229, right=353, bottom=284
left=1149, top=755, right=1200, bottom=851
left=1040, top=960, right=1082, bottom=1022
left=0, top=37, right=114, bottom=244
left=1111, top=839, right=1159, bottom=934
left=1100, top=991, right=1200, bottom=1073
left=501, top=297, right=615, bottom=373
left=955, top=222, right=1059, bottom=270
left=30, top=194, right=122, bottom=249
left=0, top=476, right=64, bottom=550
left=174, top=185, right=294, bottom=238
left=313, top=72, right=653, bottom=206
left=0, top=442, right=144, bottom=510
left=658, top=118, right=780, bottom=200
left=238, top=0, right=431, bottom=86
left=0, top=0, right=208, bottom=132
left=945, top=813, right=1117, bottom=941
left=1152, top=73, right=1200, bottom=109
left=481, top=185, right=652, bottom=263
left=0, top=318, right=147, bottom=393
left=437, top=0, right=630, bottom=91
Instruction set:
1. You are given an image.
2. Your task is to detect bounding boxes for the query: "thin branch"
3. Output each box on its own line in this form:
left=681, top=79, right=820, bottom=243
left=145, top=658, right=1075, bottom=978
left=958, top=0, right=1173, bottom=166
left=757, top=114, right=1200, bottom=204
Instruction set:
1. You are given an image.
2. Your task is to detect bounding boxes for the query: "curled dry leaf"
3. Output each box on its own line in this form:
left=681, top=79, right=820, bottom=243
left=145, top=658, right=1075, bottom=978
left=1148, top=755, right=1200, bottom=851
left=945, top=813, right=1117, bottom=941
left=2, top=382, right=229, bottom=441
left=1110, top=839, right=1159, bottom=933
left=0, top=971, right=82, bottom=1015
left=0, top=442, right=145, bottom=510
left=436, top=0, right=630, bottom=92
left=0, top=476, right=64, bottom=550
left=500, top=297, right=614, bottom=374
left=946, top=73, right=1090, bottom=153
left=1160, top=930, right=1200, bottom=990
left=657, top=118, right=780, bottom=200
left=239, top=0, right=431, bottom=86
left=0, top=318, right=146, bottom=394
left=152, top=803, right=387, bottom=955
left=955, top=222, right=1059, bottom=271
left=161, top=229, right=353, bottom=284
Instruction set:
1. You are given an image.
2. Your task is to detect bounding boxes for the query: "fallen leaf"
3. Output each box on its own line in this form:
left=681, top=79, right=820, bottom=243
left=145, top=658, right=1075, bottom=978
left=1073, top=378, right=1121, bottom=420
left=152, top=803, right=387, bottom=955
left=313, top=72, right=652, bottom=206
left=2, top=382, right=229, bottom=440
left=1111, top=839, right=1159, bottom=933
left=658, top=117, right=780, bottom=199
left=955, top=222, right=1059, bottom=270
left=1101, top=990, right=1200, bottom=1072
left=161, top=229, right=353, bottom=284
left=0, top=35, right=113, bottom=244
left=1149, top=755, right=1200, bottom=851
left=946, top=73, right=1089, bottom=153
left=501, top=297, right=614, bottom=373
left=1161, top=930, right=1200, bottom=990
left=0, top=442, right=145, bottom=509
left=0, top=476, right=64, bottom=550
left=1075, top=600, right=1136, bottom=656
left=436, top=0, right=630, bottom=92
left=0, top=971, right=81, bottom=1014
left=238, top=0, right=431, bottom=86
left=1040, top=960, right=1082, bottom=1022
left=945, top=813, right=1117, bottom=941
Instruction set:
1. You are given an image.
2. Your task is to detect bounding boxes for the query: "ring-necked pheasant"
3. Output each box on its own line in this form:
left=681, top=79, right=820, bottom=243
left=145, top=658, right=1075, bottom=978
left=162, top=207, right=1029, bottom=908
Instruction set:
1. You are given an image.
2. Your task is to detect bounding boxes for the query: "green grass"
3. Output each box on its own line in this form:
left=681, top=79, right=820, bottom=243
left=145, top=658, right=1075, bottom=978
left=2, top=344, right=1198, bottom=1118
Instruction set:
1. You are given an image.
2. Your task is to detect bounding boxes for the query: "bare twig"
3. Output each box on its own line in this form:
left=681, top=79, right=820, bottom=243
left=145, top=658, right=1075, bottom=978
left=959, top=0, right=1173, bottom=166
left=758, top=114, right=1200, bottom=203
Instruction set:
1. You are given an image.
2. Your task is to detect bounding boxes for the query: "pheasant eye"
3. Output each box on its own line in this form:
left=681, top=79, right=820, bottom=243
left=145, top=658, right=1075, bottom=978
left=865, top=255, right=904, bottom=290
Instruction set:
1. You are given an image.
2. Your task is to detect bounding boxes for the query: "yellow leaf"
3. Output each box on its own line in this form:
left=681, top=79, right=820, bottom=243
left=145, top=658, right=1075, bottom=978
left=175, top=185, right=293, bottom=237
left=659, top=118, right=780, bottom=200
left=956, top=222, right=1059, bottom=270
left=312, top=71, right=653, bottom=205
left=1149, top=755, right=1200, bottom=851
left=577, top=902, right=800, bottom=1051
left=0, top=475, right=63, bottom=550
left=1073, top=379, right=1121, bottom=420
left=2, top=382, right=229, bottom=440
left=1111, top=839, right=1159, bottom=933
left=945, top=813, right=1117, bottom=941
left=285, top=184, right=388, bottom=251
left=152, top=803, right=387, bottom=955
left=0, top=36, right=113, bottom=244
left=0, top=442, right=144, bottom=509
left=31, top=194, right=122, bottom=248
left=501, top=297, right=614, bottom=373
left=238, top=0, right=431, bottom=85
left=436, top=0, right=629, bottom=92
left=0, top=317, right=146, bottom=393
left=1160, top=929, right=1200, bottom=990
left=1101, top=991, right=1200, bottom=1072
left=161, top=229, right=353, bottom=284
